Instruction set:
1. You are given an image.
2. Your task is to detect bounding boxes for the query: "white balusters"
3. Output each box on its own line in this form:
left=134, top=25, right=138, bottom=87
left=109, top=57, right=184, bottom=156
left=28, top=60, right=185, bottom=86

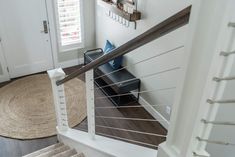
left=85, top=69, right=96, bottom=139
left=48, top=68, right=69, bottom=132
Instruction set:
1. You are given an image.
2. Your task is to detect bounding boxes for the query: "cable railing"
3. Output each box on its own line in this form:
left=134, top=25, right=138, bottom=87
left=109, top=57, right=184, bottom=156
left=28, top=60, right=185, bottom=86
left=55, top=6, right=191, bottom=86
left=93, top=46, right=183, bottom=81
left=86, top=55, right=171, bottom=147
left=95, top=116, right=168, bottom=122
left=196, top=137, right=235, bottom=146
left=47, top=5, right=191, bottom=150
left=220, top=50, right=235, bottom=56
left=213, top=75, right=235, bottom=82
left=93, top=67, right=180, bottom=91
left=83, top=40, right=184, bottom=147
left=95, top=104, right=168, bottom=109
left=77, top=121, right=166, bottom=149
left=193, top=21, right=235, bottom=157
left=77, top=126, right=160, bottom=148
left=95, top=87, right=176, bottom=100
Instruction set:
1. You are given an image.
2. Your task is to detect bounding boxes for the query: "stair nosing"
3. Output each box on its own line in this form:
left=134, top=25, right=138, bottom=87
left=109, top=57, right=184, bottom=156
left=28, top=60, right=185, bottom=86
left=22, top=143, right=63, bottom=157
left=51, top=148, right=77, bottom=157
left=71, top=153, right=85, bottom=157
left=36, top=145, right=70, bottom=157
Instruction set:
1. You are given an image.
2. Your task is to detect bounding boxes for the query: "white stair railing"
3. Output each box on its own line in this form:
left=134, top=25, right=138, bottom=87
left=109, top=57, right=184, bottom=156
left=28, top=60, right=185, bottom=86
left=48, top=68, right=69, bottom=132
left=46, top=1, right=235, bottom=156
left=46, top=6, right=191, bottom=153
left=48, top=68, right=96, bottom=139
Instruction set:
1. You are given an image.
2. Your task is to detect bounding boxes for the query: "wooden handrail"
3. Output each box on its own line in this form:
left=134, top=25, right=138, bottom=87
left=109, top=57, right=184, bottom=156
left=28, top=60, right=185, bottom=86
left=56, top=6, right=191, bottom=86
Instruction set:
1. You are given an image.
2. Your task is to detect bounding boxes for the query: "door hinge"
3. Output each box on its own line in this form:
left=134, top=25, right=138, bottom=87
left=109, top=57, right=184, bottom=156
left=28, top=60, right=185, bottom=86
left=0, top=37, right=2, bottom=42
left=7, top=67, right=9, bottom=72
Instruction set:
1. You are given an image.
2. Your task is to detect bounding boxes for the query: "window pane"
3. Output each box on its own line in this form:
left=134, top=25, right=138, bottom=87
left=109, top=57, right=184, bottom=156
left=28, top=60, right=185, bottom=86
left=57, top=0, right=82, bottom=46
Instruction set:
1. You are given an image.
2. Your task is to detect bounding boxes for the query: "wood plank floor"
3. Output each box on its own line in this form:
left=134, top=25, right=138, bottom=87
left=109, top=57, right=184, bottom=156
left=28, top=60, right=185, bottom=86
left=0, top=65, right=167, bottom=157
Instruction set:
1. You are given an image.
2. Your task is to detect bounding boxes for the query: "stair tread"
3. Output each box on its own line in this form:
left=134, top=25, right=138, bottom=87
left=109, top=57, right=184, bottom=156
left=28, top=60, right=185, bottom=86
left=71, top=153, right=85, bottom=157
left=22, top=143, right=64, bottom=157
left=52, top=148, right=77, bottom=157
left=37, top=145, right=70, bottom=157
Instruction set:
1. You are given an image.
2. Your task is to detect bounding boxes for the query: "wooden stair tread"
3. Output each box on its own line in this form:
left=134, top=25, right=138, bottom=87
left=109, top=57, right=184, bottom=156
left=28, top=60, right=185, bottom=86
left=22, top=142, right=85, bottom=157
left=22, top=143, right=64, bottom=157
left=71, top=153, right=85, bottom=157
left=52, top=149, right=77, bottom=157
left=37, top=145, right=70, bottom=157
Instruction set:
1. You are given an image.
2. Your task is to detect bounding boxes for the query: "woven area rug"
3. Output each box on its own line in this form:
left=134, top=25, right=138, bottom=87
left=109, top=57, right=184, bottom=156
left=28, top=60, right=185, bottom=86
left=0, top=74, right=87, bottom=139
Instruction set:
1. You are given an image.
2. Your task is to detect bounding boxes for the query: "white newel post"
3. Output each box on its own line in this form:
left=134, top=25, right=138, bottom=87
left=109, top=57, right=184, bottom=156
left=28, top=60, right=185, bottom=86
left=48, top=68, right=69, bottom=132
left=85, top=69, right=96, bottom=139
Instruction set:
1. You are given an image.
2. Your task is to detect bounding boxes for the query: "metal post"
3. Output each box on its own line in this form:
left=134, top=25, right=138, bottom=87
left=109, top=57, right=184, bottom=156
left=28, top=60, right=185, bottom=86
left=85, top=69, right=95, bottom=139
left=47, top=68, right=69, bottom=132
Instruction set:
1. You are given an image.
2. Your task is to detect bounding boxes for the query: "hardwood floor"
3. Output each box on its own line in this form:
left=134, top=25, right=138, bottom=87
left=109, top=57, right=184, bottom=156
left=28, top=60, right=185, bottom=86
left=0, top=65, right=167, bottom=157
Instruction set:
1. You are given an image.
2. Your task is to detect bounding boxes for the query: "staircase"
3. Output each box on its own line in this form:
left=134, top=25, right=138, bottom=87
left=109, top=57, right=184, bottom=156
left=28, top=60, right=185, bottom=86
left=23, top=143, right=84, bottom=157
left=44, top=1, right=235, bottom=157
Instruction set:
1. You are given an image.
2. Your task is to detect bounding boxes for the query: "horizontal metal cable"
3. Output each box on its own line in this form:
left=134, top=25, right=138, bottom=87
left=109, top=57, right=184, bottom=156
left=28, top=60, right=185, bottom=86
left=97, top=132, right=159, bottom=148
left=196, top=137, right=235, bottom=146
left=78, top=123, right=88, bottom=127
left=78, top=127, right=88, bottom=132
left=220, top=50, right=235, bottom=56
left=96, top=125, right=167, bottom=138
left=213, top=76, right=235, bottom=82
left=95, top=104, right=167, bottom=109
left=228, top=22, right=235, bottom=27
left=192, top=152, right=208, bottom=157
left=78, top=127, right=159, bottom=148
left=94, top=67, right=180, bottom=91
left=201, top=119, right=235, bottom=126
left=96, top=87, right=176, bottom=100
left=94, top=46, right=184, bottom=80
left=96, top=116, right=167, bottom=122
left=207, top=99, right=235, bottom=104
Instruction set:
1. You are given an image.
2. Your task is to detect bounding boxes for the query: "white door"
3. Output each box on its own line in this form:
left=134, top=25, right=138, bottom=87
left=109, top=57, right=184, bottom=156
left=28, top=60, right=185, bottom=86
left=0, top=42, right=10, bottom=82
left=0, top=0, right=54, bottom=78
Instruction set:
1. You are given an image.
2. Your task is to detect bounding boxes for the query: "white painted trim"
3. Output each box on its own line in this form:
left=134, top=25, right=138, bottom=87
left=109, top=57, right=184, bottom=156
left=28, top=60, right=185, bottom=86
left=86, top=69, right=96, bottom=139
left=0, top=39, right=10, bottom=83
left=58, top=128, right=158, bottom=157
left=0, top=75, right=9, bottom=83
left=48, top=68, right=69, bottom=131
left=57, top=58, right=84, bottom=69
left=45, top=0, right=59, bottom=68
left=139, top=96, right=169, bottom=130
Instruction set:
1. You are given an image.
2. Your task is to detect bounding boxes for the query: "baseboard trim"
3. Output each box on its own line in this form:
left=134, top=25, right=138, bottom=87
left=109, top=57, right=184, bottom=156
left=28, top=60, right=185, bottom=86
left=139, top=96, right=169, bottom=130
left=57, top=58, right=84, bottom=69
left=0, top=75, right=10, bottom=83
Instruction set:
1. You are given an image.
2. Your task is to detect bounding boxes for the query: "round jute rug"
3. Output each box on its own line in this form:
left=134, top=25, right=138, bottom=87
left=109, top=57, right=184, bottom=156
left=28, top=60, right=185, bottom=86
left=0, top=74, right=87, bottom=139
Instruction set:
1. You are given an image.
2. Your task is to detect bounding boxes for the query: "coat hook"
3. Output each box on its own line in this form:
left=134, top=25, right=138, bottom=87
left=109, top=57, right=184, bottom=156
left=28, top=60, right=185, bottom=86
left=118, top=16, right=122, bottom=24
left=122, top=19, right=126, bottom=26
left=115, top=15, right=119, bottom=21
left=125, top=20, right=130, bottom=28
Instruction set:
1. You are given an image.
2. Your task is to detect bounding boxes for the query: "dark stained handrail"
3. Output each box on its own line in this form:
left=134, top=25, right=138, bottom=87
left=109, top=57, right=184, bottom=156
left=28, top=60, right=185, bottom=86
left=56, top=6, right=191, bottom=86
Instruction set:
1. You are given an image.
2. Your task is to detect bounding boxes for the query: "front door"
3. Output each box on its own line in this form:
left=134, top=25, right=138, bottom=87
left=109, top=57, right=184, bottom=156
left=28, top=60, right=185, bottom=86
left=0, top=0, right=54, bottom=78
